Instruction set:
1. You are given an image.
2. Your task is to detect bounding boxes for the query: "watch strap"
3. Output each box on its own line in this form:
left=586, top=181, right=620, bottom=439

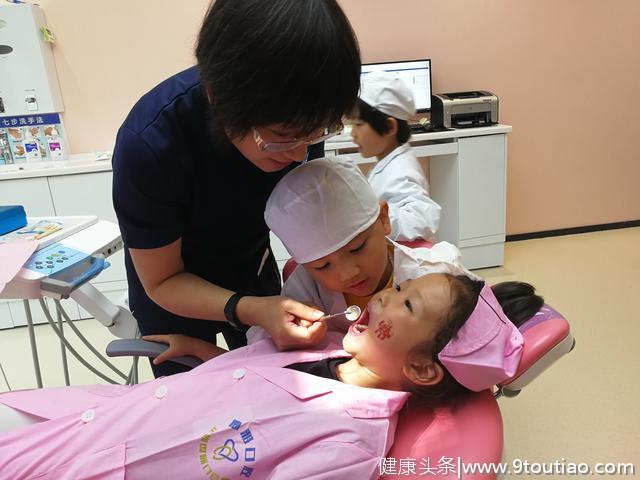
left=224, top=292, right=248, bottom=331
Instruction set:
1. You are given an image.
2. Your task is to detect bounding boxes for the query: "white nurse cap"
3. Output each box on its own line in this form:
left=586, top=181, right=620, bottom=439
left=359, top=71, right=416, bottom=121
left=265, top=156, right=380, bottom=264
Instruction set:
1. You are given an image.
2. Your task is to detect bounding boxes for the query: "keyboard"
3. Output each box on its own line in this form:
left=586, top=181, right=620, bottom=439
left=409, top=123, right=453, bottom=133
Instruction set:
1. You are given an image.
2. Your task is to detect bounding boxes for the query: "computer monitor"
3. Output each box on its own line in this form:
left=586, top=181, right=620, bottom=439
left=361, top=59, right=432, bottom=113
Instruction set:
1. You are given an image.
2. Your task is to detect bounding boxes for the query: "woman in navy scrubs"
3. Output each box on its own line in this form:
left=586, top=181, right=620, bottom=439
left=112, top=0, right=361, bottom=376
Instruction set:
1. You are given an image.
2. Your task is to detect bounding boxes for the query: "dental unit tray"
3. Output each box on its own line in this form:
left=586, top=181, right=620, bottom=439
left=39, top=251, right=108, bottom=297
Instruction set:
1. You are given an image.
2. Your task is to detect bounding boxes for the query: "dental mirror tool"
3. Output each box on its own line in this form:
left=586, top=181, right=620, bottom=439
left=319, top=305, right=361, bottom=322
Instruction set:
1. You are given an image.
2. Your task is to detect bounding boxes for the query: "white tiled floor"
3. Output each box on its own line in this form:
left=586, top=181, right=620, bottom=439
left=1, top=227, right=639, bottom=471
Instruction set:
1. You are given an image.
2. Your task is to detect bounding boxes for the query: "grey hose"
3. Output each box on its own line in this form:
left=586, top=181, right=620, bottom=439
left=53, top=299, right=128, bottom=381
left=39, top=299, right=120, bottom=384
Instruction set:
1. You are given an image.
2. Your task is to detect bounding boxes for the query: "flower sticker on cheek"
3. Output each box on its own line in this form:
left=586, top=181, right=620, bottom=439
left=375, top=319, right=393, bottom=340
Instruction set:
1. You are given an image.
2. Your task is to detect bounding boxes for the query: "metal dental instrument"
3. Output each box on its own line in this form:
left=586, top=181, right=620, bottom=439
left=319, top=305, right=361, bottom=322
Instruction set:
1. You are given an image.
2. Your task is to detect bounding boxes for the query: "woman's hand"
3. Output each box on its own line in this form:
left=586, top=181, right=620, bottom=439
left=142, top=334, right=227, bottom=364
left=237, top=296, right=328, bottom=350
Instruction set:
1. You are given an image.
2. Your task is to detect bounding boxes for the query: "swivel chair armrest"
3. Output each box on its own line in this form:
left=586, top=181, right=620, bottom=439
left=106, top=339, right=203, bottom=369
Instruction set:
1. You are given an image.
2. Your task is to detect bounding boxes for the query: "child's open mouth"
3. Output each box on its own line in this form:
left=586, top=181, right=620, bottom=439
left=349, top=306, right=370, bottom=335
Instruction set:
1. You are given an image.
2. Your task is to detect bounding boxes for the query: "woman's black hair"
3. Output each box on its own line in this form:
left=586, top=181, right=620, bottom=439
left=196, top=0, right=361, bottom=140
left=355, top=98, right=411, bottom=144
left=410, top=276, right=543, bottom=405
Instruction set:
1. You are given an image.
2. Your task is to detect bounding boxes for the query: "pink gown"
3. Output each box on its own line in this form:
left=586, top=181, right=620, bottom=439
left=0, top=334, right=407, bottom=479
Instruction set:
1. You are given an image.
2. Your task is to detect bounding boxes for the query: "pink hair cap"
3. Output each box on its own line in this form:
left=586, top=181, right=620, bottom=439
left=438, top=284, right=524, bottom=392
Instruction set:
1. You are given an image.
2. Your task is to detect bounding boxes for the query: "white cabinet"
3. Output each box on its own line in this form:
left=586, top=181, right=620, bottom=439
left=0, top=177, right=55, bottom=216
left=47, top=172, right=115, bottom=219
left=458, top=135, right=506, bottom=241
left=430, top=134, right=507, bottom=268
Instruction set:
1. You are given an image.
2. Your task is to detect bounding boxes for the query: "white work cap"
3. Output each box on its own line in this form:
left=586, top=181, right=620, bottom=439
left=359, top=71, right=416, bottom=121
left=265, top=156, right=380, bottom=264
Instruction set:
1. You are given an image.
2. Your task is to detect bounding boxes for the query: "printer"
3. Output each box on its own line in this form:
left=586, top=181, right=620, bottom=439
left=431, top=91, right=498, bottom=128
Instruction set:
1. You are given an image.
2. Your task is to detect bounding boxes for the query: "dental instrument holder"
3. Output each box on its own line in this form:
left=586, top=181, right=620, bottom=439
left=39, top=255, right=137, bottom=339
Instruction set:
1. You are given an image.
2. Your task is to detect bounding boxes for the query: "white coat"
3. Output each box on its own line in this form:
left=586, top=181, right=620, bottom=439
left=367, top=143, right=441, bottom=242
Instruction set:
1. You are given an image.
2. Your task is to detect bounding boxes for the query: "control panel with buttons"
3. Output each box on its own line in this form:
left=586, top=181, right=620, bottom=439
left=24, top=242, right=89, bottom=276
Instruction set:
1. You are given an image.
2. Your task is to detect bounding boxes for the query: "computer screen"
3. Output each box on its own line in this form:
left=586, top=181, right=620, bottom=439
left=361, top=59, right=432, bottom=113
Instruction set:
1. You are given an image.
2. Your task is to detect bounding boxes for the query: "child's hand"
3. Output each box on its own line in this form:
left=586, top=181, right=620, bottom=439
left=142, top=334, right=226, bottom=364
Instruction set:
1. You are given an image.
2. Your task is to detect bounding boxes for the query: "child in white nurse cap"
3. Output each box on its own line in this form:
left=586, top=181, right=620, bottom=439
left=359, top=71, right=416, bottom=121
left=265, top=156, right=381, bottom=264
left=352, top=72, right=442, bottom=243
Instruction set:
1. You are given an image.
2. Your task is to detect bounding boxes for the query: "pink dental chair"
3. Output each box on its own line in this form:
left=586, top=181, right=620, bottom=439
left=107, top=260, right=575, bottom=480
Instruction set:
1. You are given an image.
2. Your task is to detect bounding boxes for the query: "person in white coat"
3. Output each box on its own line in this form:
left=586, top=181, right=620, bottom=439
left=352, top=72, right=441, bottom=241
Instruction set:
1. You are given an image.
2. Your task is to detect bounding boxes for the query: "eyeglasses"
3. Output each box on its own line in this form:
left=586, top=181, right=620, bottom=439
left=252, top=122, right=344, bottom=153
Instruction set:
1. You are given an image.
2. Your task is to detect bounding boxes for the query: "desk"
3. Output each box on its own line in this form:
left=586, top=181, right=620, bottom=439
left=324, top=125, right=512, bottom=269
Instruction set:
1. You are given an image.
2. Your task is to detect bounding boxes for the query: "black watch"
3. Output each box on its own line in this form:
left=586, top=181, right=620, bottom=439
left=224, top=292, right=248, bottom=331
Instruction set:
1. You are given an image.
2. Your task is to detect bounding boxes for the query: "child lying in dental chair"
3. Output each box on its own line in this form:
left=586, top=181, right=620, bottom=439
left=0, top=270, right=525, bottom=480
left=0, top=157, right=543, bottom=480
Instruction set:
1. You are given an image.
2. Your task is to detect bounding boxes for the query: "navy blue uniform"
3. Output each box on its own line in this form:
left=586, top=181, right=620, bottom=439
left=112, top=67, right=323, bottom=375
